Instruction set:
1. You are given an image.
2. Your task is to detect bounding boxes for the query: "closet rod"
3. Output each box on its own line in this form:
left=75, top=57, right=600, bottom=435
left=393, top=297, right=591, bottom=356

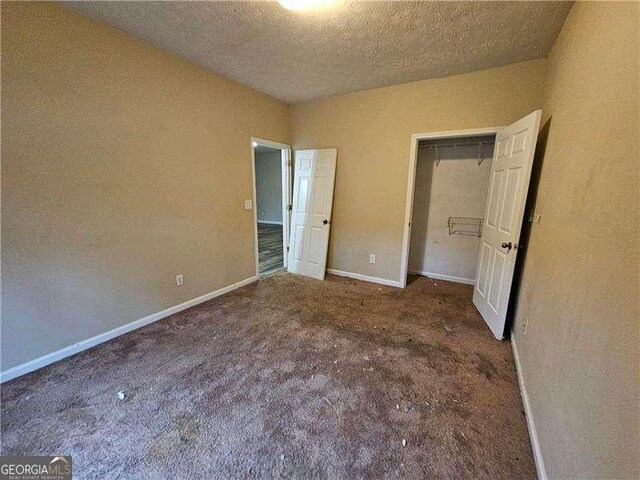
left=419, top=141, right=494, bottom=150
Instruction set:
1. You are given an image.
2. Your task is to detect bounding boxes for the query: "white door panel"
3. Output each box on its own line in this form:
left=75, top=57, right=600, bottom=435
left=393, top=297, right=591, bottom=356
left=473, top=110, right=542, bottom=339
left=287, top=149, right=337, bottom=280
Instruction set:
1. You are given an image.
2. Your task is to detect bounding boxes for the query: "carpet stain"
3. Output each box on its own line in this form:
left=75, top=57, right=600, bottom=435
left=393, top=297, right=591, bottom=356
left=0, top=273, right=536, bottom=479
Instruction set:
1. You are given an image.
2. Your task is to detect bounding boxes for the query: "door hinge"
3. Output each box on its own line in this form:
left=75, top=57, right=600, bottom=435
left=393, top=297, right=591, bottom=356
left=288, top=204, right=292, bottom=211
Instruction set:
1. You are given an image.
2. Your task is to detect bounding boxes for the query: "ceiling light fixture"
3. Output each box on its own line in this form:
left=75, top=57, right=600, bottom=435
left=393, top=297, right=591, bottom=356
left=276, top=0, right=337, bottom=11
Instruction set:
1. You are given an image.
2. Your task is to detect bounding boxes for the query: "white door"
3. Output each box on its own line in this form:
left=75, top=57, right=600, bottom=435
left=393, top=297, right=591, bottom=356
left=287, top=149, right=337, bottom=280
left=473, top=110, right=542, bottom=339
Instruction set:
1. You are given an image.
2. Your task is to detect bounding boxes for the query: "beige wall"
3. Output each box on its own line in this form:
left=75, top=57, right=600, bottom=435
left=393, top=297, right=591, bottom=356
left=512, top=2, right=639, bottom=479
left=1, top=2, right=290, bottom=370
left=291, top=60, right=545, bottom=282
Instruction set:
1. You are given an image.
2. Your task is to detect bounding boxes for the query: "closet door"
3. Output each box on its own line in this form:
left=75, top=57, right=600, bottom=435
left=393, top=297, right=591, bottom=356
left=473, top=110, right=542, bottom=339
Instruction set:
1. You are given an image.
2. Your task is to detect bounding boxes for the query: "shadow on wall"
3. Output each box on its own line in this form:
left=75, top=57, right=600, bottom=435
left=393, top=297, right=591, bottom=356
left=409, top=148, right=435, bottom=271
left=505, top=117, right=552, bottom=337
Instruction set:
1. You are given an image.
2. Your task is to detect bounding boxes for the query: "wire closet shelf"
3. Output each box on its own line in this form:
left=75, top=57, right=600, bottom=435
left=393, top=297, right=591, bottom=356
left=419, top=139, right=495, bottom=167
left=447, top=217, right=483, bottom=237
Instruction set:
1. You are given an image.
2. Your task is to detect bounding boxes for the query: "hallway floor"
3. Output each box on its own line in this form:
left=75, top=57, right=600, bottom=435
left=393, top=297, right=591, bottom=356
left=258, top=222, right=284, bottom=274
left=0, top=274, right=535, bottom=479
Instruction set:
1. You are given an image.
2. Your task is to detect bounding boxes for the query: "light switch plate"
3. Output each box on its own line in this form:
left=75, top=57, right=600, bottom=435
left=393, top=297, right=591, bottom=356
left=244, top=200, right=252, bottom=210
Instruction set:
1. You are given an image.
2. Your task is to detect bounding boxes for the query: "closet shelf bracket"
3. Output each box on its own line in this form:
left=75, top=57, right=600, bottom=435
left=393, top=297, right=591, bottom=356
left=477, top=144, right=485, bottom=166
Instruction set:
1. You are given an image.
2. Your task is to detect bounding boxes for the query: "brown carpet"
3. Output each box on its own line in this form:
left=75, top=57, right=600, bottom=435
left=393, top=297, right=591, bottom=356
left=0, top=273, right=536, bottom=479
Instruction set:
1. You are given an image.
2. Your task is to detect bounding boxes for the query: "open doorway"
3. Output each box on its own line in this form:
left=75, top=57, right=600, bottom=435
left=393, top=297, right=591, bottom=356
left=399, top=127, right=503, bottom=288
left=408, top=134, right=496, bottom=284
left=251, top=138, right=291, bottom=277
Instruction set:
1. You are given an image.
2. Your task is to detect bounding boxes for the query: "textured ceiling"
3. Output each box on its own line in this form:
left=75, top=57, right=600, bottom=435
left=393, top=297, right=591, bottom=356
left=68, top=1, right=572, bottom=103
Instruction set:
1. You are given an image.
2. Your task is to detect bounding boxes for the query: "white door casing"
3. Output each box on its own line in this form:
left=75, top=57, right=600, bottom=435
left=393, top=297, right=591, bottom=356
left=287, top=149, right=337, bottom=280
left=473, top=110, right=542, bottom=339
left=281, top=146, right=293, bottom=269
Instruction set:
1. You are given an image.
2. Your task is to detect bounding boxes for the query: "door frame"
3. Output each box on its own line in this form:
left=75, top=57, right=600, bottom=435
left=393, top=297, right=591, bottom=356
left=398, top=126, right=505, bottom=288
left=250, top=137, right=292, bottom=276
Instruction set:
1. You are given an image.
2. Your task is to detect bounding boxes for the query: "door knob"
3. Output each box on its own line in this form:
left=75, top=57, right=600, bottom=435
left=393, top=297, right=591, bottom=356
left=501, top=242, right=513, bottom=251
left=323, top=219, right=329, bottom=225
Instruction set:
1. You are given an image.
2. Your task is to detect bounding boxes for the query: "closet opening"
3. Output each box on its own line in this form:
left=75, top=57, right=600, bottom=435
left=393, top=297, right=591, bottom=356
left=400, top=127, right=502, bottom=288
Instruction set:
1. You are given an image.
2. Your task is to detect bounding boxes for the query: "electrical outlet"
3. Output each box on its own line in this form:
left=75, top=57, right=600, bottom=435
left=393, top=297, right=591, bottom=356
left=369, top=253, right=376, bottom=264
left=244, top=200, right=252, bottom=210
left=175, top=274, right=184, bottom=286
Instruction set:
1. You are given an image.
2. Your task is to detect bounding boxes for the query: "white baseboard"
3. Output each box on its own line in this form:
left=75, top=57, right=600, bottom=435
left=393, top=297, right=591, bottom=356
left=408, top=270, right=476, bottom=286
left=512, top=338, right=548, bottom=480
left=257, top=220, right=283, bottom=226
left=0, top=275, right=259, bottom=384
left=326, top=268, right=401, bottom=288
